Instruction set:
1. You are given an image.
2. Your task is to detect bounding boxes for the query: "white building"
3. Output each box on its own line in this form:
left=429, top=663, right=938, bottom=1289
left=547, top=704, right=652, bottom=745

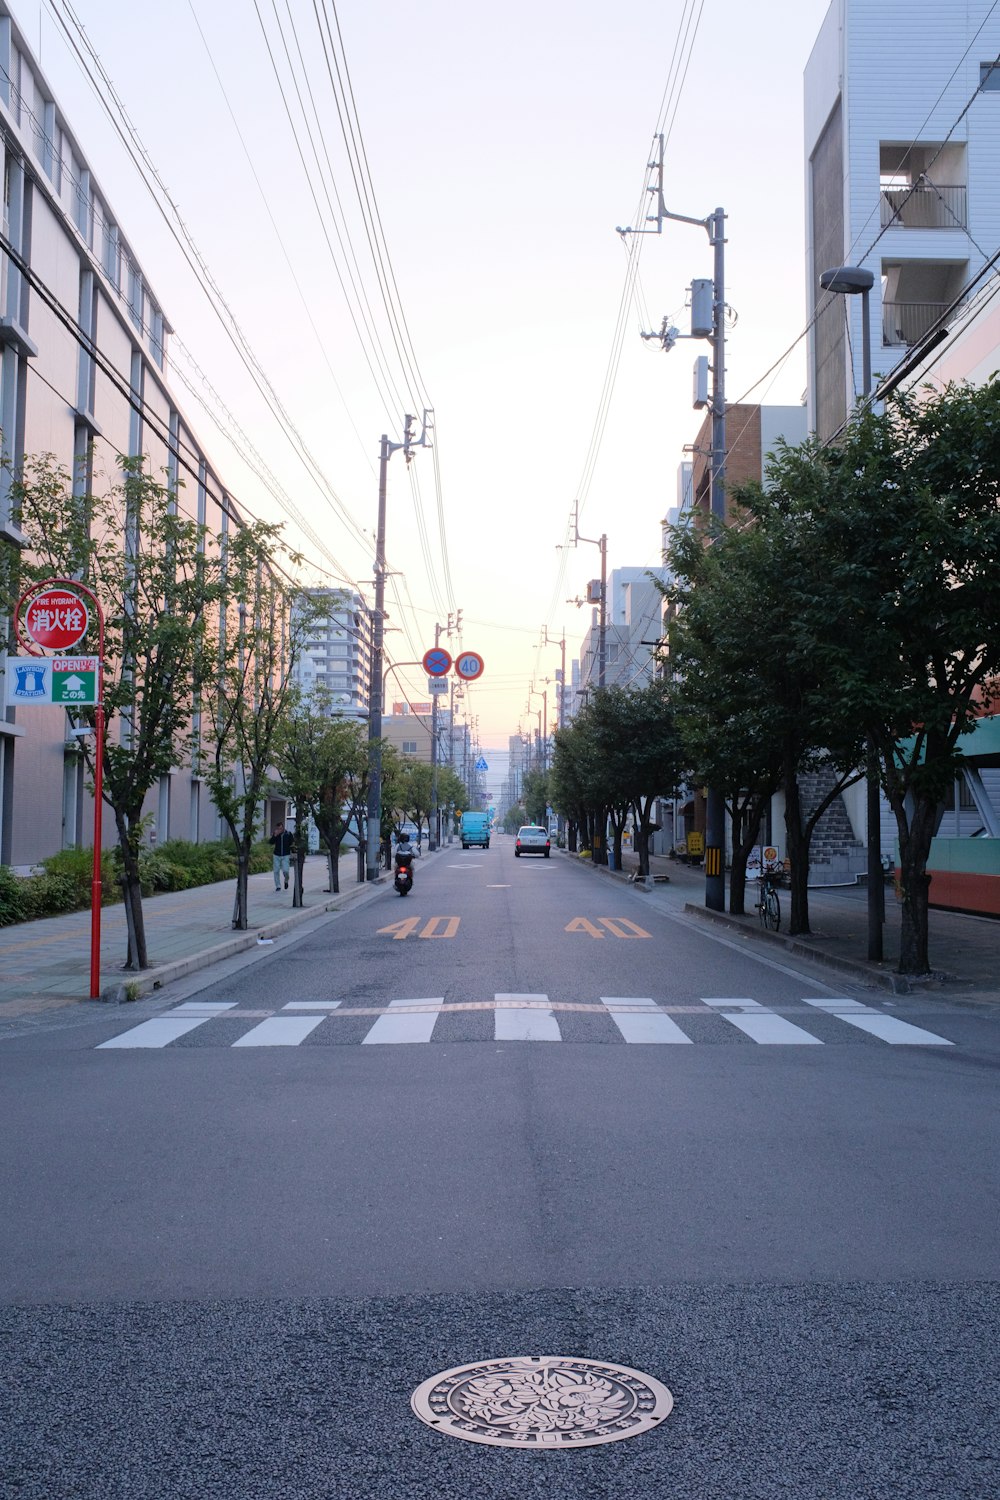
left=293, top=589, right=371, bottom=720
left=805, top=0, right=1000, bottom=442
left=576, top=565, right=667, bottom=701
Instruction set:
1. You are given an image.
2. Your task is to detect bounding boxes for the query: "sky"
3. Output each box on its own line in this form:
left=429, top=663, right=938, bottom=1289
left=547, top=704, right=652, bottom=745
left=12, top=0, right=832, bottom=787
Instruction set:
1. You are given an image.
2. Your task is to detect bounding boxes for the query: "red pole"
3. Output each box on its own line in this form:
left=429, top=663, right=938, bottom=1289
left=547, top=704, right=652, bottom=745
left=90, top=701, right=104, bottom=999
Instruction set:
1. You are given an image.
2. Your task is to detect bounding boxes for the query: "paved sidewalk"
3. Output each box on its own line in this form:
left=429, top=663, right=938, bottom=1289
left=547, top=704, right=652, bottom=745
left=0, top=852, right=384, bottom=1020
left=572, top=845, right=1000, bottom=1001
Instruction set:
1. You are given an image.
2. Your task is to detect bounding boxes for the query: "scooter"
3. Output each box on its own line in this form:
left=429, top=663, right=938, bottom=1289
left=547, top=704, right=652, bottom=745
left=393, top=849, right=414, bottom=897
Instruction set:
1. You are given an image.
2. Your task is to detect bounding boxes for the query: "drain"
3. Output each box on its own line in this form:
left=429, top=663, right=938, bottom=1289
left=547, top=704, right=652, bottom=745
left=410, top=1354, right=673, bottom=1448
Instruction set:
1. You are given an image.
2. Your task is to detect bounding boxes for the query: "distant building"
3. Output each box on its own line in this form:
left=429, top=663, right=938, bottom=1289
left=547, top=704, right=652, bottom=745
left=293, top=589, right=371, bottom=719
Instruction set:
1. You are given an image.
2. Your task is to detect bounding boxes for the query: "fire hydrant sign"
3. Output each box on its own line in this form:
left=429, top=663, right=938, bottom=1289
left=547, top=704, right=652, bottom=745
left=23, top=589, right=90, bottom=650
left=5, top=655, right=100, bottom=706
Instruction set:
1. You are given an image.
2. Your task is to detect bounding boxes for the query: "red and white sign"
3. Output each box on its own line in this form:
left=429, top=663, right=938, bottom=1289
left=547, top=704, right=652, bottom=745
left=454, top=651, right=484, bottom=681
left=24, top=589, right=90, bottom=650
left=423, top=646, right=452, bottom=676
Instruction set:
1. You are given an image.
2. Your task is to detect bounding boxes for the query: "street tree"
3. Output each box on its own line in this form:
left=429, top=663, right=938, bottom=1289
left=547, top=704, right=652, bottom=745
left=203, top=520, right=310, bottom=930
left=785, top=383, right=1000, bottom=972
left=274, top=694, right=370, bottom=898
left=0, top=452, right=222, bottom=969
left=667, top=496, right=863, bottom=934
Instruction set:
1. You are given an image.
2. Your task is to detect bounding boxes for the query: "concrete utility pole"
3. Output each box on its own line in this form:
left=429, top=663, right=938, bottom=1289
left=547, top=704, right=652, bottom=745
left=541, top=626, right=567, bottom=731
left=366, top=415, right=417, bottom=883
left=625, top=135, right=728, bottom=910
left=570, top=501, right=607, bottom=689
left=429, top=608, right=461, bottom=851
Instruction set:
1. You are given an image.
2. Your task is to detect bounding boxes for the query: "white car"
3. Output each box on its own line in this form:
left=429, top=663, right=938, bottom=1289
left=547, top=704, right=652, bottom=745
left=515, top=825, right=550, bottom=858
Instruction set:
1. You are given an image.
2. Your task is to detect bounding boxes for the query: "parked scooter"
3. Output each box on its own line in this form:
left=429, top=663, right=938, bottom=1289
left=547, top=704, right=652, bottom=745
left=393, top=834, right=415, bottom=897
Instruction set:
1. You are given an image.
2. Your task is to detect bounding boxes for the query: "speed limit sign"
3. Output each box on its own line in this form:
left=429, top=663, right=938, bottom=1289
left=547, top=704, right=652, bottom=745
left=454, top=651, right=484, bottom=681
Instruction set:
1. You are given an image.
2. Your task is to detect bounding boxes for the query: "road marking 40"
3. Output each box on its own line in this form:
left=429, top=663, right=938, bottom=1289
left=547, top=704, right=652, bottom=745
left=378, top=916, right=461, bottom=940
left=565, top=917, right=652, bottom=939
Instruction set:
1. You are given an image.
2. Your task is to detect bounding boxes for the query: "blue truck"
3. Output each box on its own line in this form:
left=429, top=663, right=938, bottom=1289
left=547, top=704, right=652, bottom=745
left=461, top=811, right=491, bottom=849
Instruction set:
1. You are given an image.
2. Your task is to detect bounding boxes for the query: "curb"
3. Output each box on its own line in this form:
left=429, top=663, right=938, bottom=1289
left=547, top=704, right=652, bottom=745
left=681, top=902, right=914, bottom=994
left=97, top=878, right=382, bottom=1003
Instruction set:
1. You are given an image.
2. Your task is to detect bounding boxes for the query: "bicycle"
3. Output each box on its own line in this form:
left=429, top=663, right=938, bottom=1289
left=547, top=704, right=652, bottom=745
left=756, top=870, right=781, bottom=931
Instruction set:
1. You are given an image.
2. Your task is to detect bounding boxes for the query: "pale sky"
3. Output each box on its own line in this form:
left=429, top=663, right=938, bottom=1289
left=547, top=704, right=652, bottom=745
left=13, top=0, right=832, bottom=779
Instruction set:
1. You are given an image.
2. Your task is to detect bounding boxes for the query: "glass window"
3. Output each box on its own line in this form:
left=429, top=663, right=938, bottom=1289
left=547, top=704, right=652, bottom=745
left=980, top=61, right=1000, bottom=90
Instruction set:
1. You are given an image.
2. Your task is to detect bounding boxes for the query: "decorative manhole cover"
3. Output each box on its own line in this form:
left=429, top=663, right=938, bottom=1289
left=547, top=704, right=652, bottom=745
left=410, top=1355, right=673, bottom=1448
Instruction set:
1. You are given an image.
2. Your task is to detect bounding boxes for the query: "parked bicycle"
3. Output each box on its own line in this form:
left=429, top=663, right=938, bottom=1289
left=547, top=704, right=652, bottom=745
left=756, top=870, right=781, bottom=931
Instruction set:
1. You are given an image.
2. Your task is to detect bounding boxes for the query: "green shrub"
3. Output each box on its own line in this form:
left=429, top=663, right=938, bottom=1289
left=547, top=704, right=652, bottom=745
left=18, top=872, right=81, bottom=920
left=42, top=846, right=117, bottom=905
left=0, top=866, right=27, bottom=926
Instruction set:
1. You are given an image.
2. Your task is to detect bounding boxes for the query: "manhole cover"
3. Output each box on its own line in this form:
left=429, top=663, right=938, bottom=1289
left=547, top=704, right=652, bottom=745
left=410, top=1355, right=673, bottom=1448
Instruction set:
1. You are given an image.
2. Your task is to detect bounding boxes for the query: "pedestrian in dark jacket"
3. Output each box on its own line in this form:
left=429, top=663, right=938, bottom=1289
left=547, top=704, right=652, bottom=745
left=269, top=822, right=295, bottom=891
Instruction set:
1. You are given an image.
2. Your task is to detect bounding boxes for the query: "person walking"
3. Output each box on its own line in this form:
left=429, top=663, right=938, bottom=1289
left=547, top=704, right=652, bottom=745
left=269, top=822, right=295, bottom=892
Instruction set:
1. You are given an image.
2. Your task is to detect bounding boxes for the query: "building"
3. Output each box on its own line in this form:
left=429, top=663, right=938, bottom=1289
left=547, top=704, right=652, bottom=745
left=576, top=565, right=668, bottom=701
left=0, top=5, right=287, bottom=866
left=805, top=0, right=1000, bottom=442
left=293, top=589, right=371, bottom=720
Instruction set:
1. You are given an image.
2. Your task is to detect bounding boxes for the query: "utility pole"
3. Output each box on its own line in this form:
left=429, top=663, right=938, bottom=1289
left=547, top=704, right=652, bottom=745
left=542, top=626, right=567, bottom=731
left=624, top=135, right=728, bottom=910
left=569, top=501, right=607, bottom=689
left=366, top=414, right=422, bottom=883
left=429, top=608, right=461, bottom=851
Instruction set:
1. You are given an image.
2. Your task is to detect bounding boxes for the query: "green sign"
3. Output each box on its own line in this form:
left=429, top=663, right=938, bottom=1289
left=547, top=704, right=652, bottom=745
left=52, top=657, right=99, bottom=704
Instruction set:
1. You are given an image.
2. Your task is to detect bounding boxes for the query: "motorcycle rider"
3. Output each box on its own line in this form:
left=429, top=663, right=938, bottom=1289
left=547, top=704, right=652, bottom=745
left=394, top=830, right=414, bottom=891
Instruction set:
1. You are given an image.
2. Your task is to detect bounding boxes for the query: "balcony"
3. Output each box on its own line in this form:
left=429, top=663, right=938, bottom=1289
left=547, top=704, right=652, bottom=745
left=882, top=300, right=950, bottom=347
left=880, top=183, right=967, bottom=230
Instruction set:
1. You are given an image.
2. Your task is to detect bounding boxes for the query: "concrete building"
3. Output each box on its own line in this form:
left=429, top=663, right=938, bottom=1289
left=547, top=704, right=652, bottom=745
left=0, top=4, right=284, bottom=866
left=576, top=565, right=668, bottom=701
left=293, top=589, right=371, bottom=720
left=805, top=0, right=1000, bottom=442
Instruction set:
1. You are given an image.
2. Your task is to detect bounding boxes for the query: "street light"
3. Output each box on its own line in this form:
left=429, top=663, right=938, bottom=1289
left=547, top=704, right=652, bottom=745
left=819, top=263, right=883, bottom=962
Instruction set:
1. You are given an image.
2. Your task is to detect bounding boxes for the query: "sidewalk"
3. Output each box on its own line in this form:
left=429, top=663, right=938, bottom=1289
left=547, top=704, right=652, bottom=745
left=574, top=845, right=1000, bottom=1000
left=0, top=852, right=382, bottom=1021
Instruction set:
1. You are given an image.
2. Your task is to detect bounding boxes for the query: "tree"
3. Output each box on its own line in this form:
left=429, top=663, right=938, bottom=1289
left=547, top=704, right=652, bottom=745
left=1, top=452, right=222, bottom=969
left=790, top=383, right=1000, bottom=972
left=583, top=682, right=686, bottom=876
left=521, top=768, right=549, bottom=826
left=274, top=694, right=369, bottom=899
left=204, top=521, right=310, bottom=930
left=397, top=760, right=434, bottom=844
left=667, top=490, right=863, bottom=934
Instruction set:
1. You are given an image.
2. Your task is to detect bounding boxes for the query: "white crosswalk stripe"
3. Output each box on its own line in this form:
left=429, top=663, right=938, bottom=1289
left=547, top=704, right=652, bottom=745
left=96, top=993, right=959, bottom=1050
left=601, top=997, right=692, bottom=1044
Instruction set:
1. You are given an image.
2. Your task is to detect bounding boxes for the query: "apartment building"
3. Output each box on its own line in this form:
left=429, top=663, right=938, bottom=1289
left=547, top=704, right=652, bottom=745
left=293, top=589, right=371, bottom=720
left=805, top=0, right=1000, bottom=442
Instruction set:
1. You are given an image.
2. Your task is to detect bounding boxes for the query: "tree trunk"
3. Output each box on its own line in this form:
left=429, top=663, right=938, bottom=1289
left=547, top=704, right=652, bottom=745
left=292, top=848, right=305, bottom=908
left=895, top=794, right=938, bottom=975
left=782, top=766, right=812, bottom=936
left=114, top=809, right=148, bottom=968
left=232, top=852, right=250, bottom=930
left=728, top=790, right=770, bottom=918
left=568, top=821, right=578, bottom=853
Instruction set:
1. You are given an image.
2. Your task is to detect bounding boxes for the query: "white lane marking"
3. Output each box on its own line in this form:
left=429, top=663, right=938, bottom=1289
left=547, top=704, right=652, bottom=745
left=601, top=997, right=692, bottom=1044
left=281, top=1001, right=343, bottom=1011
left=487, top=884, right=511, bottom=888
left=98, top=1016, right=223, bottom=1049
left=494, top=993, right=561, bottom=1042
left=832, top=1014, right=953, bottom=1046
left=800, top=997, right=870, bottom=1012
left=231, top=1016, right=325, bottom=1047
left=362, top=997, right=442, bottom=1044
left=700, top=996, right=822, bottom=1044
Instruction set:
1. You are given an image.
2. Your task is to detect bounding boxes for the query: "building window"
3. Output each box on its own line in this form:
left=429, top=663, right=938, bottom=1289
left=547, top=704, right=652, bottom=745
left=980, top=61, right=1000, bottom=90
left=402, top=741, right=418, bottom=754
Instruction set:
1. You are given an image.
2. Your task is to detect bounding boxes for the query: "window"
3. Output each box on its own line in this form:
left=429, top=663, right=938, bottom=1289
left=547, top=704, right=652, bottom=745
left=402, top=741, right=418, bottom=754
left=980, top=60, right=1000, bottom=90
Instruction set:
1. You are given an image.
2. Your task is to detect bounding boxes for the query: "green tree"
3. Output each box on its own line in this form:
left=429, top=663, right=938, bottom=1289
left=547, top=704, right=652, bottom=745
left=274, top=694, right=370, bottom=898
left=667, top=490, right=863, bottom=933
left=787, top=383, right=1000, bottom=972
left=204, top=521, right=310, bottom=930
left=521, top=768, right=549, bottom=826
left=397, top=759, right=434, bottom=845
left=1, top=452, right=222, bottom=969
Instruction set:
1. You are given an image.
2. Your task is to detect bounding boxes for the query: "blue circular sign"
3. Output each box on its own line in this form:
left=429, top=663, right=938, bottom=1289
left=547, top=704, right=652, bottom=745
left=423, top=647, right=452, bottom=676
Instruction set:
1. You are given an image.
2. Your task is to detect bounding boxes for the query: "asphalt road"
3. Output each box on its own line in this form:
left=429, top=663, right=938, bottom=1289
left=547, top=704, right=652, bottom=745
left=2, top=838, right=998, bottom=1498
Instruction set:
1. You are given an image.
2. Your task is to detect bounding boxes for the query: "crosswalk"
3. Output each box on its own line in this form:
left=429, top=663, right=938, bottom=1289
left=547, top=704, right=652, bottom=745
left=96, top=994, right=956, bottom=1050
